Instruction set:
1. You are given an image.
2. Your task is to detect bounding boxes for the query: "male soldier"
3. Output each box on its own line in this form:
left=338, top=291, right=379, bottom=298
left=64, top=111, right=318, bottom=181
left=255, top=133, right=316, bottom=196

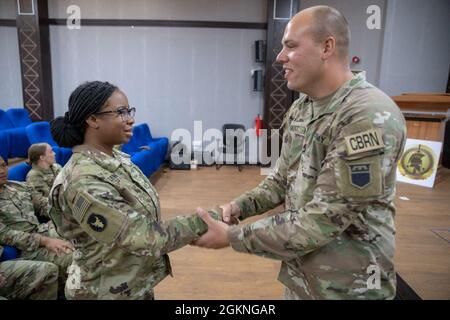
left=0, top=156, right=73, bottom=292
left=194, top=6, right=406, bottom=300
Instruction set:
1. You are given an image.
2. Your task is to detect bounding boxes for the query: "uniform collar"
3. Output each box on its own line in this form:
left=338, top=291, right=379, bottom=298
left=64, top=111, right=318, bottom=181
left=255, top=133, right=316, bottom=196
left=72, top=144, right=132, bottom=172
left=305, top=71, right=367, bottom=122
left=31, top=163, right=53, bottom=173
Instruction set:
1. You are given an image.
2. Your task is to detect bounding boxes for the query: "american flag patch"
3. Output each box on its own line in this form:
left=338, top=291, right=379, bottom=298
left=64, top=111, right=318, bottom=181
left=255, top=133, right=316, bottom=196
left=73, top=193, right=92, bottom=222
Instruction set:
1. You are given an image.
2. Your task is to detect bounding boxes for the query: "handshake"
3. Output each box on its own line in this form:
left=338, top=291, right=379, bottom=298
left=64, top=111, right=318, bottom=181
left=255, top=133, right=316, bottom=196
left=192, top=201, right=241, bottom=249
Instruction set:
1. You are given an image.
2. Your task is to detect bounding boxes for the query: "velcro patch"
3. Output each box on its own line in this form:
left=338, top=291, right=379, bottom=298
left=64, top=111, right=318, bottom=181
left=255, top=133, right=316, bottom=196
left=344, top=128, right=384, bottom=156
left=337, top=155, right=383, bottom=198
left=348, top=164, right=371, bottom=189
left=73, top=192, right=92, bottom=223
left=87, top=213, right=107, bottom=232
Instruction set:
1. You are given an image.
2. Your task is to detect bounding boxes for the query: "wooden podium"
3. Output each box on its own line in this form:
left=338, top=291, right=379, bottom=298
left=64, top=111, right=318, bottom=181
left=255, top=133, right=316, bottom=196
left=391, top=93, right=450, bottom=183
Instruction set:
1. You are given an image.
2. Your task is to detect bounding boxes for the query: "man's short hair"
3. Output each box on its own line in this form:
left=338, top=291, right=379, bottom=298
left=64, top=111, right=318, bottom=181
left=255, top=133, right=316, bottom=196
left=308, top=6, right=351, bottom=58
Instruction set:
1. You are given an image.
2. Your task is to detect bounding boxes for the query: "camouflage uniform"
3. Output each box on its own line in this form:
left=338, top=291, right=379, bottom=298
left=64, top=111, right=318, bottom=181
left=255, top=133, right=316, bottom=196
left=0, top=182, right=72, bottom=287
left=0, top=220, right=41, bottom=257
left=0, top=222, right=59, bottom=300
left=49, top=145, right=214, bottom=300
left=0, top=252, right=58, bottom=300
left=26, top=163, right=62, bottom=199
left=228, top=72, right=406, bottom=299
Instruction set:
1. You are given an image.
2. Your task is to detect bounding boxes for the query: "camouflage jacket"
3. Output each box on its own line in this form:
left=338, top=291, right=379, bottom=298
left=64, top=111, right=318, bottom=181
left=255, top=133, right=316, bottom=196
left=49, top=145, right=211, bottom=300
left=0, top=181, right=52, bottom=235
left=0, top=221, right=41, bottom=256
left=26, top=163, right=62, bottom=199
left=229, top=72, right=406, bottom=299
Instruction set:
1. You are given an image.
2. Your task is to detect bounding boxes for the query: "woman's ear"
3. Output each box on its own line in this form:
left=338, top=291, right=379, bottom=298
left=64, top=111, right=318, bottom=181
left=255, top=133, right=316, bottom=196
left=86, top=115, right=100, bottom=129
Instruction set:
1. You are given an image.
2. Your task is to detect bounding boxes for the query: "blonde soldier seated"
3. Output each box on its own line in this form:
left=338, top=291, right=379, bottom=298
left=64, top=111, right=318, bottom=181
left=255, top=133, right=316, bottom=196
left=0, top=156, right=73, bottom=294
left=194, top=6, right=406, bottom=300
left=49, top=81, right=218, bottom=300
left=0, top=223, right=59, bottom=300
left=26, top=143, right=62, bottom=203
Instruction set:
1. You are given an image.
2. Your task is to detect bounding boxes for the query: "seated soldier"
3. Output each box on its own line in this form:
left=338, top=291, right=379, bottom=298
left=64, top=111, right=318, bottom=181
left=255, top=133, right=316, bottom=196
left=0, top=156, right=73, bottom=295
left=26, top=143, right=63, bottom=201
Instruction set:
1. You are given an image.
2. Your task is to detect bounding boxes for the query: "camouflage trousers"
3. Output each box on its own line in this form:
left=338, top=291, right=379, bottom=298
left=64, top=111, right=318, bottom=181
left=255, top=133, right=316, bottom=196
left=64, top=282, right=155, bottom=300
left=21, top=228, right=73, bottom=298
left=284, top=286, right=303, bottom=300
left=0, top=260, right=58, bottom=299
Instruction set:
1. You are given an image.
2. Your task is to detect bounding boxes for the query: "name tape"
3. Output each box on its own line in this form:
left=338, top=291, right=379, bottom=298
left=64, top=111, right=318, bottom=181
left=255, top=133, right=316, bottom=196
left=344, top=128, right=384, bottom=156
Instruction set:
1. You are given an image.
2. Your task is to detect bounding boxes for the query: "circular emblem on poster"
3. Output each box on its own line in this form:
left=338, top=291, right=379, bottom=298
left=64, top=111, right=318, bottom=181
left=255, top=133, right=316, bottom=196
left=398, top=144, right=436, bottom=180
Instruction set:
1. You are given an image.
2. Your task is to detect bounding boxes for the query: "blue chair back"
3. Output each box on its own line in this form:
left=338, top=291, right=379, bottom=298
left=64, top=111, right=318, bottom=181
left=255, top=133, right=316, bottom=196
left=25, top=121, right=58, bottom=146
left=0, top=131, right=9, bottom=162
left=6, top=108, right=32, bottom=128
left=121, top=125, right=145, bottom=154
left=7, top=162, right=32, bottom=181
left=55, top=146, right=73, bottom=166
left=0, top=110, right=30, bottom=158
left=0, top=245, right=19, bottom=262
left=0, top=110, right=15, bottom=131
left=137, top=123, right=153, bottom=144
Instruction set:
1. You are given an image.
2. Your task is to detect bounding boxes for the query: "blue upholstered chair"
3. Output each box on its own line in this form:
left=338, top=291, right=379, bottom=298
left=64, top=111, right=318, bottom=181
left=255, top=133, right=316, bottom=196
left=6, top=108, right=32, bottom=128
left=7, top=162, right=32, bottom=182
left=121, top=123, right=168, bottom=176
left=135, top=123, right=169, bottom=163
left=0, top=110, right=30, bottom=158
left=0, top=131, right=9, bottom=162
left=0, top=245, right=19, bottom=262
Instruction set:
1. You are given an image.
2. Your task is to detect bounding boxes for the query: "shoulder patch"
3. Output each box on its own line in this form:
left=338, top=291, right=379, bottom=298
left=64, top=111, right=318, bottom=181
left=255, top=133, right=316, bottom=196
left=336, top=155, right=383, bottom=198
left=348, top=164, right=371, bottom=189
left=344, top=128, right=384, bottom=156
left=73, top=192, right=92, bottom=222
left=87, top=213, right=107, bottom=232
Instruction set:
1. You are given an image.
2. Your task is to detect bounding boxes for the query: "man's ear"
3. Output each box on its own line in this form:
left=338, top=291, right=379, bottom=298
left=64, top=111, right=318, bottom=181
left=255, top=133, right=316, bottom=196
left=85, top=115, right=99, bottom=129
left=322, top=36, right=336, bottom=60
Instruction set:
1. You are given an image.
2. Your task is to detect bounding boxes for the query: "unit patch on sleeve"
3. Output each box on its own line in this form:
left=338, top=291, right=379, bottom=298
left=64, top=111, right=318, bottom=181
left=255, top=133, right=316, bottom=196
left=87, top=213, right=108, bottom=232
left=336, top=155, right=383, bottom=198
left=348, top=164, right=371, bottom=189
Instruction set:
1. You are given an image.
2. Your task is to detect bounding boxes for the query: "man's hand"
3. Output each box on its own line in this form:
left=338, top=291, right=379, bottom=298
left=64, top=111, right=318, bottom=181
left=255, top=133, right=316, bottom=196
left=40, top=236, right=74, bottom=256
left=193, top=207, right=231, bottom=249
left=220, top=201, right=241, bottom=225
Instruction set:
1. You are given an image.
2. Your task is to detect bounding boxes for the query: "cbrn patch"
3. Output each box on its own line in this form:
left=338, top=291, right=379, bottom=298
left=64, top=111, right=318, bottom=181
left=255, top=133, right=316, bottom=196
left=344, top=128, right=384, bottom=156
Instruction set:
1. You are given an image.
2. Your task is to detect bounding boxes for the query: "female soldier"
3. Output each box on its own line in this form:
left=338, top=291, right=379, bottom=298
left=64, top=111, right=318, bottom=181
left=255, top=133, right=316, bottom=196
left=50, top=81, right=215, bottom=300
left=26, top=143, right=62, bottom=201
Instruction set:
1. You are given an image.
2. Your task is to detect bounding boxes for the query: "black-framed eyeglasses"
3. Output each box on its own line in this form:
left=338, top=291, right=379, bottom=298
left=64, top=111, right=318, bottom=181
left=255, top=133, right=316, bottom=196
left=95, top=107, right=136, bottom=122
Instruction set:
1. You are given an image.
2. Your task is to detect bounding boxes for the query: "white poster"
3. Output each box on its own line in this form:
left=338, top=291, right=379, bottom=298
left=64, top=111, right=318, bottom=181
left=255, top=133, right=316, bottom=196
left=396, top=138, right=443, bottom=188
